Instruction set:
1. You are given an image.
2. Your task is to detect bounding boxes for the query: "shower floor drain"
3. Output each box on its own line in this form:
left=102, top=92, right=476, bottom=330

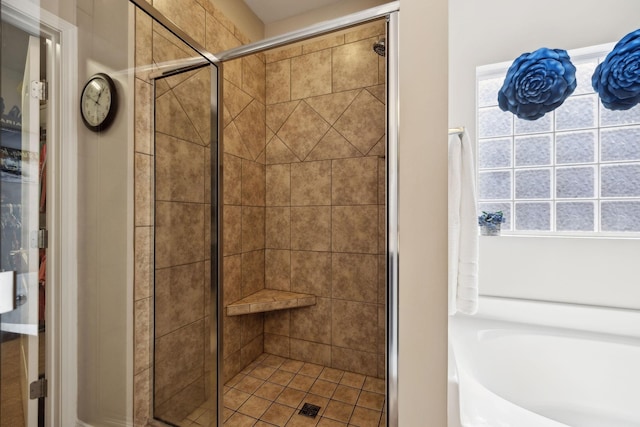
left=299, top=402, right=321, bottom=418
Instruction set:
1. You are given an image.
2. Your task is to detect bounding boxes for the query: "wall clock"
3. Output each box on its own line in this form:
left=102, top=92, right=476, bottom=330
left=80, top=73, right=118, bottom=132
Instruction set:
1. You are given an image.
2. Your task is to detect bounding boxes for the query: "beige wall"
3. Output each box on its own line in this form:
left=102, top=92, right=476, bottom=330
left=398, top=0, right=448, bottom=426
left=261, top=20, right=387, bottom=379
left=265, top=0, right=389, bottom=38
left=75, top=0, right=133, bottom=425
left=209, top=0, right=265, bottom=44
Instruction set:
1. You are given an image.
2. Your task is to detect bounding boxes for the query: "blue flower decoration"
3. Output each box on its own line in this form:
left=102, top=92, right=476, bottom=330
left=592, top=29, right=640, bottom=111
left=498, top=48, right=577, bottom=120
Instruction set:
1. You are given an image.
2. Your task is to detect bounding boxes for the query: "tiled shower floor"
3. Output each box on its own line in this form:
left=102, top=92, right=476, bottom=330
left=181, top=353, right=387, bottom=427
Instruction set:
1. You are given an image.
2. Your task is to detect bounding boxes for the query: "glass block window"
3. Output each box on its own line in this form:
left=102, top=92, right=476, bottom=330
left=477, top=45, right=640, bottom=234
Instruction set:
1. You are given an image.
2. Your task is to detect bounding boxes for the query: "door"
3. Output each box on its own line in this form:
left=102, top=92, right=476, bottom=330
left=0, top=22, right=46, bottom=427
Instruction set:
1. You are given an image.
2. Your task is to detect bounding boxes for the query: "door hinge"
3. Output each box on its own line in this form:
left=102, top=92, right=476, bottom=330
left=30, top=378, right=47, bottom=399
left=31, top=229, right=48, bottom=249
left=31, top=80, right=48, bottom=101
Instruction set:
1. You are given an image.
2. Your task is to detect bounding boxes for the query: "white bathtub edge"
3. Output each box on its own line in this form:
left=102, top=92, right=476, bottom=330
left=458, top=296, right=640, bottom=339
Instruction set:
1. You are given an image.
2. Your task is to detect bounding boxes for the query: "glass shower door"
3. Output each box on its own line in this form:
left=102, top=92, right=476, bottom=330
left=0, top=19, right=46, bottom=427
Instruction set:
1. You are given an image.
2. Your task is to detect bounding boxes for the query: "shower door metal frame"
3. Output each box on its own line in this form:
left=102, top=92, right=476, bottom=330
left=130, top=1, right=400, bottom=425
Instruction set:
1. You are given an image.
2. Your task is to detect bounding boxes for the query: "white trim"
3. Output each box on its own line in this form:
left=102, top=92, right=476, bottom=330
left=1, top=1, right=78, bottom=425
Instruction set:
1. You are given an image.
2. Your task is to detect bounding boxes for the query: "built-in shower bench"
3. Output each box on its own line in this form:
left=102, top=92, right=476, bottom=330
left=226, top=289, right=316, bottom=316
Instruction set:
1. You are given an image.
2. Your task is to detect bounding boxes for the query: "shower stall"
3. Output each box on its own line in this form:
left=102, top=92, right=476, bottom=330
left=137, top=1, right=399, bottom=424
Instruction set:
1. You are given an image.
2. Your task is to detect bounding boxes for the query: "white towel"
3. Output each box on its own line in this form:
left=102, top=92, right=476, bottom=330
left=448, top=132, right=479, bottom=315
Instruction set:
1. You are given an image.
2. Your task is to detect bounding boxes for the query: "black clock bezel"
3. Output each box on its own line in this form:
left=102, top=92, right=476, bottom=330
left=80, top=73, right=118, bottom=132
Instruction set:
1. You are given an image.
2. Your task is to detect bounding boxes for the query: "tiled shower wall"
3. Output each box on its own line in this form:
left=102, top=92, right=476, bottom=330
left=134, top=3, right=387, bottom=424
left=260, top=20, right=387, bottom=379
left=133, top=0, right=265, bottom=424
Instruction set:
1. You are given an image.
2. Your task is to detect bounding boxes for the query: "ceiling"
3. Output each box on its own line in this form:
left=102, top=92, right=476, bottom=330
left=243, top=0, right=344, bottom=24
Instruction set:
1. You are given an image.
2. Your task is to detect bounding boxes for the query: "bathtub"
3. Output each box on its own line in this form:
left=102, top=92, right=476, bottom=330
left=449, top=296, right=640, bottom=427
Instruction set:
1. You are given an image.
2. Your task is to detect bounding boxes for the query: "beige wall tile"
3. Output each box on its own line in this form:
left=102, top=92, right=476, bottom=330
left=242, top=55, right=266, bottom=104
left=266, top=60, right=291, bottom=105
left=223, top=205, right=242, bottom=255
left=265, top=249, right=291, bottom=291
left=302, top=34, right=345, bottom=54
left=290, top=338, right=331, bottom=366
left=224, top=350, right=243, bottom=384
left=241, top=334, right=264, bottom=367
left=290, top=298, right=331, bottom=344
left=155, top=133, right=205, bottom=203
left=155, top=262, right=205, bottom=337
left=266, top=164, right=291, bottom=206
left=224, top=154, right=242, bottom=205
left=332, top=206, right=378, bottom=254
left=332, top=39, right=379, bottom=93
left=152, top=26, right=196, bottom=72
left=366, top=84, right=386, bottom=104
left=266, top=136, right=301, bottom=164
left=242, top=313, right=264, bottom=347
left=266, top=207, right=291, bottom=249
left=224, top=255, right=242, bottom=305
left=134, top=153, right=153, bottom=227
left=156, top=90, right=203, bottom=145
left=332, top=253, right=377, bottom=303
left=224, top=80, right=254, bottom=121
left=331, top=346, right=377, bottom=378
left=205, top=13, right=241, bottom=53
left=264, top=333, right=290, bottom=358
left=306, top=128, right=361, bottom=162
left=266, top=44, right=302, bottom=63
left=291, top=207, right=331, bottom=251
left=332, top=157, right=378, bottom=205
left=234, top=100, right=267, bottom=161
left=242, top=250, right=265, bottom=296
left=154, top=0, right=206, bottom=45
left=135, top=10, right=152, bottom=81
left=155, top=377, right=205, bottom=424
left=334, top=90, right=385, bottom=155
left=378, top=304, right=385, bottom=355
left=135, top=78, right=152, bottom=154
left=344, top=19, right=385, bottom=43
left=242, top=160, right=266, bottom=206
left=277, top=101, right=330, bottom=161
left=378, top=157, right=386, bottom=204
left=155, top=202, right=205, bottom=268
left=305, top=89, right=359, bottom=126
left=224, top=314, right=242, bottom=358
left=378, top=205, right=386, bottom=254
left=155, top=319, right=204, bottom=405
left=378, top=255, right=386, bottom=305
left=266, top=101, right=299, bottom=133
left=204, top=148, right=211, bottom=205
left=134, top=298, right=151, bottom=374
left=291, top=50, right=332, bottom=100
left=291, top=251, right=331, bottom=298
left=172, top=68, right=212, bottom=145
left=224, top=121, right=252, bottom=160
left=135, top=226, right=153, bottom=300
left=264, top=310, right=290, bottom=336
left=291, top=160, right=331, bottom=206
left=225, top=59, right=243, bottom=89
left=332, top=300, right=377, bottom=353
left=242, top=207, right=265, bottom=252
left=134, top=369, right=151, bottom=426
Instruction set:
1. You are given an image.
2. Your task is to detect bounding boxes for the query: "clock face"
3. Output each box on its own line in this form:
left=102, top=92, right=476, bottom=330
left=80, top=73, right=117, bottom=131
